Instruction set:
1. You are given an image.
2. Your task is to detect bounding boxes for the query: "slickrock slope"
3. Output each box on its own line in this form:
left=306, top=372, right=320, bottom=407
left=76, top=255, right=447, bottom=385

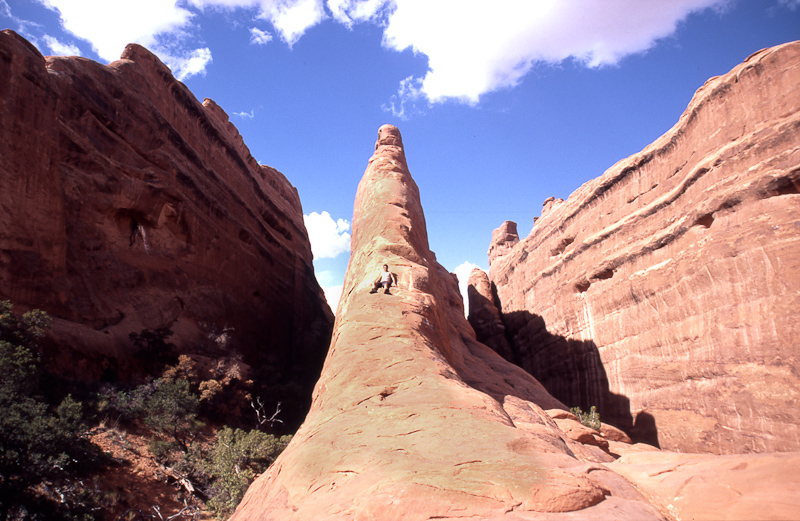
left=0, top=31, right=332, bottom=396
left=608, top=451, right=800, bottom=521
left=485, top=41, right=800, bottom=454
left=231, top=125, right=669, bottom=521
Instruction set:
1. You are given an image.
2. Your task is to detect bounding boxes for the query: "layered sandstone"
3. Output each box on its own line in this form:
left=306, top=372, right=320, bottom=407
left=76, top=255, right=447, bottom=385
left=230, top=125, right=671, bottom=520
left=0, top=31, right=332, bottom=411
left=485, top=41, right=800, bottom=453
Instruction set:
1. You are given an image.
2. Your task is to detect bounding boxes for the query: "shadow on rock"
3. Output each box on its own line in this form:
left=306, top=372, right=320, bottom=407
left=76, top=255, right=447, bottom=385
left=496, top=310, right=658, bottom=447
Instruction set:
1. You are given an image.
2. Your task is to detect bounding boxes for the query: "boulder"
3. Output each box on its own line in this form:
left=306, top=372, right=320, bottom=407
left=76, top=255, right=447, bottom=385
left=487, top=41, right=800, bottom=453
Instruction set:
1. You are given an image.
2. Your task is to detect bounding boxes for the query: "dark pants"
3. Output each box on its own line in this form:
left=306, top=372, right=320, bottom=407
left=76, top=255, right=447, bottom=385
left=371, top=280, right=393, bottom=293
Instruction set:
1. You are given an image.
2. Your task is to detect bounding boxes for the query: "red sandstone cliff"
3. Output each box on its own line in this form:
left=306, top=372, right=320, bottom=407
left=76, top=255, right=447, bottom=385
left=0, top=31, right=332, bottom=407
left=482, top=41, right=800, bottom=454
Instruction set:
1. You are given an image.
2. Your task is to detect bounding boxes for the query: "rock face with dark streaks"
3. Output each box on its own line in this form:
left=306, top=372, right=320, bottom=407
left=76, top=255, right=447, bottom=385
left=486, top=41, right=800, bottom=454
left=230, top=125, right=672, bottom=521
left=0, top=31, right=332, bottom=411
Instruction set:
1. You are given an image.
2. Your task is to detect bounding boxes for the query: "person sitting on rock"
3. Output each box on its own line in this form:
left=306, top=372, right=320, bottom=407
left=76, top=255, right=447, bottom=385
left=370, top=264, right=398, bottom=294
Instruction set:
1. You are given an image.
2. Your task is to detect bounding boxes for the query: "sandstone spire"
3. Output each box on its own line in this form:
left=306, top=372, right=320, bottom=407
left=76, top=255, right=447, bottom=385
left=230, top=125, right=665, bottom=520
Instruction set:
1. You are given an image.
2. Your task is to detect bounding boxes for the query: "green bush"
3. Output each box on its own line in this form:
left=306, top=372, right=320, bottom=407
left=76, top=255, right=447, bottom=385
left=205, top=427, right=291, bottom=518
left=570, top=405, right=601, bottom=431
left=0, top=301, right=98, bottom=520
left=147, top=439, right=179, bottom=462
left=96, top=381, right=155, bottom=425
left=130, top=327, right=177, bottom=375
left=144, top=378, right=200, bottom=452
left=1, top=302, right=291, bottom=518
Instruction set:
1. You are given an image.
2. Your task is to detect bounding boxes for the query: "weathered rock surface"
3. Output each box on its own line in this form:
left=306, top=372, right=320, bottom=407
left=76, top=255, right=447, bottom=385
left=0, top=31, right=332, bottom=409
left=486, top=41, right=800, bottom=454
left=231, top=125, right=669, bottom=520
left=468, top=267, right=515, bottom=361
left=609, top=451, right=800, bottom=521
left=488, top=220, right=520, bottom=266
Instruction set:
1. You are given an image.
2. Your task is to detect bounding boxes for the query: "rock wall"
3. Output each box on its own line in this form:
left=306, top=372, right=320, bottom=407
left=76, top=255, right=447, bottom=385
left=467, top=267, right=515, bottom=362
left=230, top=125, right=676, bottom=520
left=0, top=31, right=332, bottom=410
left=485, top=41, right=800, bottom=454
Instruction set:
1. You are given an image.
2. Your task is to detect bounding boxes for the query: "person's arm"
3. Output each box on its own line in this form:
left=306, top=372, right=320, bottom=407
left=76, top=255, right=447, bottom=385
left=392, top=272, right=398, bottom=285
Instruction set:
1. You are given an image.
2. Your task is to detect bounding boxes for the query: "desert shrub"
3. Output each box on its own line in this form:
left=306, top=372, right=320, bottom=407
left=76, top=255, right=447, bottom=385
left=205, top=428, right=291, bottom=518
left=0, top=301, right=99, bottom=520
left=96, top=380, right=157, bottom=426
left=143, top=377, right=201, bottom=451
left=97, top=356, right=200, bottom=427
left=570, top=405, right=601, bottom=431
left=159, top=354, right=256, bottom=428
left=147, top=439, right=179, bottom=462
left=160, top=354, right=197, bottom=381
left=130, top=327, right=177, bottom=375
left=92, top=347, right=292, bottom=517
left=99, top=364, right=202, bottom=446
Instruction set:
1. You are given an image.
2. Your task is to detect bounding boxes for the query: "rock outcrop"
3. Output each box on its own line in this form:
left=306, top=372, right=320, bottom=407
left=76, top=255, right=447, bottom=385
left=485, top=41, right=800, bottom=454
left=0, top=31, right=332, bottom=414
left=488, top=220, right=520, bottom=266
left=467, top=267, right=515, bottom=361
left=231, top=125, right=674, bottom=520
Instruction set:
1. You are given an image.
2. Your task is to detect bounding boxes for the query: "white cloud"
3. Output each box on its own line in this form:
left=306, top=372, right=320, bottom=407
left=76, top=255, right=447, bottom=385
left=304, top=211, right=351, bottom=259
left=327, top=0, right=386, bottom=26
left=258, top=0, right=326, bottom=46
left=314, top=269, right=343, bottom=313
left=38, top=0, right=213, bottom=78
left=322, top=284, right=343, bottom=313
left=38, top=0, right=195, bottom=61
left=34, top=0, right=737, bottom=106
left=453, top=261, right=483, bottom=316
left=334, top=0, right=731, bottom=104
left=163, top=46, right=212, bottom=79
left=3, top=0, right=52, bottom=45
left=42, top=34, right=81, bottom=56
left=383, top=75, right=424, bottom=119
left=250, top=26, right=273, bottom=44
left=187, top=0, right=326, bottom=44
left=37, top=0, right=324, bottom=70
left=187, top=0, right=265, bottom=8
left=234, top=109, right=256, bottom=118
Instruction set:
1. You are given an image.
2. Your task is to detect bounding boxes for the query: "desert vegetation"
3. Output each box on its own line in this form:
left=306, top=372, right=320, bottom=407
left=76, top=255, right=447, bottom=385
left=0, top=300, right=292, bottom=520
left=570, top=406, right=601, bottom=431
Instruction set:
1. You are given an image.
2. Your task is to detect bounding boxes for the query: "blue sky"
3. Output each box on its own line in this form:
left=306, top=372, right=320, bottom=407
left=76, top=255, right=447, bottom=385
left=3, top=0, right=799, bottom=311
